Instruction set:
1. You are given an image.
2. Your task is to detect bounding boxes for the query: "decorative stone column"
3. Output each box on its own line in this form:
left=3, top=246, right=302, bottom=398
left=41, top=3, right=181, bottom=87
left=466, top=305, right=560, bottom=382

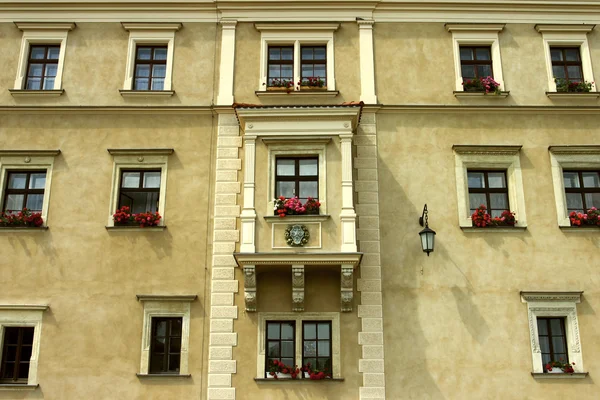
left=358, top=19, right=377, bottom=104
left=292, top=265, right=305, bottom=312
left=243, top=265, right=256, bottom=312
left=341, top=265, right=354, bottom=312
left=216, top=20, right=237, bottom=105
left=340, top=134, right=357, bottom=252
left=240, top=135, right=257, bottom=252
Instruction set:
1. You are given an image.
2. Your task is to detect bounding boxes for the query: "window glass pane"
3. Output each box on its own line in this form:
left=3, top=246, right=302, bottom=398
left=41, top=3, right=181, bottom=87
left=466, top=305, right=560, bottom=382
left=475, top=48, right=491, bottom=60
left=281, top=358, right=294, bottom=367
left=314, top=47, right=326, bottom=60
left=17, top=362, right=30, bottom=379
left=585, top=193, right=600, bottom=208
left=538, top=336, right=550, bottom=353
left=567, top=66, right=582, bottom=79
left=45, top=64, right=58, bottom=78
left=20, top=346, right=32, bottom=362
left=267, top=323, right=280, bottom=339
left=126, top=192, right=158, bottom=214
left=143, top=172, right=161, bottom=188
left=269, top=48, right=280, bottom=60
left=134, top=78, right=149, bottom=90
left=566, top=193, right=584, bottom=211
left=537, top=319, right=548, bottom=335
left=301, top=47, right=313, bottom=60
left=469, top=193, right=487, bottom=210
left=43, top=78, right=55, bottom=90
left=317, top=358, right=330, bottom=371
left=281, top=323, right=294, bottom=340
left=276, top=182, right=295, bottom=198
left=552, top=337, right=566, bottom=355
left=281, top=341, right=294, bottom=357
left=154, top=48, right=168, bottom=60
left=1, top=362, right=15, bottom=379
left=490, top=209, right=505, bottom=218
left=169, top=354, right=180, bottom=371
left=303, top=341, right=316, bottom=357
left=461, top=65, right=475, bottom=79
left=459, top=47, right=473, bottom=60
left=150, top=354, right=163, bottom=372
left=5, top=346, right=17, bottom=361
left=28, top=64, right=43, bottom=77
left=30, top=47, right=46, bottom=59
left=299, top=181, right=318, bottom=200
left=281, top=48, right=293, bottom=60
left=153, top=64, right=166, bottom=78
left=318, top=340, right=330, bottom=357
left=304, top=358, right=316, bottom=369
left=304, top=323, right=316, bottom=340
left=550, top=48, right=563, bottom=61
left=26, top=194, right=44, bottom=212
left=137, top=47, right=152, bottom=60
left=155, top=319, right=167, bottom=337
left=317, top=323, right=330, bottom=339
left=22, top=328, right=34, bottom=344
left=122, top=172, right=140, bottom=188
left=170, top=318, right=182, bottom=335
left=314, top=65, right=326, bottom=78
left=277, top=160, right=295, bottom=176
left=563, top=172, right=580, bottom=188
left=268, top=65, right=281, bottom=78
left=5, top=194, right=24, bottom=211
left=153, top=337, right=166, bottom=353
left=29, top=173, right=46, bottom=189
left=582, top=172, right=600, bottom=188
left=488, top=172, right=506, bottom=188
left=26, top=78, right=41, bottom=90
left=8, top=173, right=27, bottom=189
left=281, top=65, right=293, bottom=79
left=47, top=47, right=60, bottom=60
left=490, top=193, right=508, bottom=210
left=5, top=328, right=19, bottom=344
left=267, top=341, right=279, bottom=357
left=565, top=48, right=580, bottom=61
left=553, top=66, right=566, bottom=79
left=467, top=172, right=485, bottom=188
left=299, top=159, right=318, bottom=176
left=135, top=64, right=150, bottom=78
left=151, top=78, right=165, bottom=90
left=302, top=65, right=313, bottom=77
left=477, top=64, right=492, bottom=78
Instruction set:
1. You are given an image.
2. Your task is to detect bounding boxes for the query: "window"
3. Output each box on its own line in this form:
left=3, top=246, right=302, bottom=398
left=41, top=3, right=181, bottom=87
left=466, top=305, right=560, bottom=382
left=149, top=317, right=182, bottom=374
left=133, top=46, right=168, bottom=91
left=0, top=327, right=34, bottom=384
left=255, top=23, right=339, bottom=92
left=453, top=145, right=527, bottom=228
left=562, top=170, right=600, bottom=213
left=459, top=46, right=493, bottom=81
left=302, top=321, right=332, bottom=373
left=258, top=313, right=340, bottom=378
left=118, top=170, right=161, bottom=214
left=446, top=24, right=505, bottom=92
left=12, top=23, right=74, bottom=94
left=136, top=295, right=195, bottom=376
left=2, top=171, right=46, bottom=214
left=121, top=23, right=181, bottom=95
left=536, top=25, right=596, bottom=92
left=467, top=170, right=509, bottom=217
left=106, top=149, right=173, bottom=227
left=275, top=157, right=319, bottom=204
left=521, top=292, right=585, bottom=375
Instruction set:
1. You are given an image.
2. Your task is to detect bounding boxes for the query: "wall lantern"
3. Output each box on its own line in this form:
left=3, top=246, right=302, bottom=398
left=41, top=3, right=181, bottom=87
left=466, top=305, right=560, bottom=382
left=418, top=204, right=436, bottom=256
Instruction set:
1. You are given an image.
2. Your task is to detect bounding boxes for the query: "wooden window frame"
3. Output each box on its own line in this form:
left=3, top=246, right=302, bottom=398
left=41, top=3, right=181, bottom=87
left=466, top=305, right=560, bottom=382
left=301, top=321, right=332, bottom=373
left=274, top=157, right=319, bottom=207
left=550, top=47, right=584, bottom=83
left=267, top=46, right=294, bottom=87
left=149, top=317, right=183, bottom=374
left=459, top=46, right=493, bottom=80
left=563, top=170, right=600, bottom=213
left=24, top=45, right=60, bottom=91
left=300, top=46, right=327, bottom=86
left=264, top=321, right=296, bottom=374
left=537, top=317, right=569, bottom=370
left=0, top=327, right=34, bottom=384
left=133, top=45, right=168, bottom=91
left=2, top=170, right=46, bottom=214
left=117, top=169, right=161, bottom=213
left=467, top=170, right=510, bottom=216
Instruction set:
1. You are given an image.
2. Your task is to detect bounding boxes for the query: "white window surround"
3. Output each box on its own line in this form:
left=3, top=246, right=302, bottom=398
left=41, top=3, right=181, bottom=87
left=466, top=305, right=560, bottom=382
left=120, top=23, right=182, bottom=94
left=106, top=148, right=173, bottom=227
left=453, top=145, right=527, bottom=228
left=265, top=138, right=329, bottom=215
left=549, top=145, right=600, bottom=227
left=521, top=291, right=585, bottom=375
left=535, top=25, right=596, bottom=93
left=255, top=23, right=339, bottom=92
left=12, top=22, right=75, bottom=93
left=0, top=150, right=61, bottom=227
left=445, top=24, right=506, bottom=92
left=0, top=304, right=49, bottom=389
left=256, top=312, right=341, bottom=379
left=136, top=295, right=196, bottom=376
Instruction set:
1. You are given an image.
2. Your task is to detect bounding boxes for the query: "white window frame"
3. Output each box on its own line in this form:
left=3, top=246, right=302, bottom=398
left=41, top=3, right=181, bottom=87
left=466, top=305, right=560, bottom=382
left=0, top=150, right=60, bottom=227
left=0, top=305, right=49, bottom=388
left=265, top=140, right=328, bottom=215
left=445, top=24, right=505, bottom=92
left=521, top=292, right=584, bottom=374
left=255, top=23, right=339, bottom=92
left=535, top=25, right=596, bottom=92
left=106, top=149, right=173, bottom=227
left=121, top=23, right=181, bottom=92
left=257, top=312, right=340, bottom=379
left=136, top=295, right=196, bottom=376
left=13, top=23, right=75, bottom=91
left=549, top=146, right=600, bottom=227
left=453, top=145, right=527, bottom=228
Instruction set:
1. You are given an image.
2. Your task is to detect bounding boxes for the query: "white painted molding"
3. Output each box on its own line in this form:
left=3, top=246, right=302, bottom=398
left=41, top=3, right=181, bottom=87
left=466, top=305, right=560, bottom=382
left=107, top=148, right=174, bottom=156
left=358, top=19, right=377, bottom=104
left=535, top=24, right=595, bottom=33
left=0, top=305, right=49, bottom=311
left=340, top=134, right=357, bottom=252
left=255, top=23, right=340, bottom=32
left=234, top=252, right=363, bottom=268
left=216, top=20, right=238, bottom=105
left=445, top=23, right=505, bottom=32
left=15, top=22, right=75, bottom=31
left=121, top=22, right=182, bottom=31
left=136, top=295, right=197, bottom=302
left=240, top=135, right=256, bottom=252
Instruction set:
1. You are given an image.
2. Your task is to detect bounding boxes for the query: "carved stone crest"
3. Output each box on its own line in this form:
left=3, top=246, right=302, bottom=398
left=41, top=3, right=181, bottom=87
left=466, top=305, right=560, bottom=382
left=285, top=224, right=310, bottom=247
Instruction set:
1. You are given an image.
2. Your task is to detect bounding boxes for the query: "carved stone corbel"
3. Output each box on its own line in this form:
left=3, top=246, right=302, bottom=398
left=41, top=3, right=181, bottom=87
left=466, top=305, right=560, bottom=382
left=341, top=265, right=354, bottom=312
left=292, top=265, right=305, bottom=312
left=244, top=265, right=256, bottom=312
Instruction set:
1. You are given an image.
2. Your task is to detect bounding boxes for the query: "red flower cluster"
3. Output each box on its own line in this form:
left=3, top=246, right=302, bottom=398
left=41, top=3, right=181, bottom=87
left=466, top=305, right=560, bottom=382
left=471, top=205, right=516, bottom=227
left=545, top=360, right=575, bottom=373
left=299, top=77, right=325, bottom=88
left=274, top=196, right=321, bottom=217
left=0, top=208, right=43, bottom=227
left=268, top=360, right=300, bottom=379
left=569, top=207, right=600, bottom=227
left=302, top=362, right=331, bottom=380
left=113, top=206, right=161, bottom=227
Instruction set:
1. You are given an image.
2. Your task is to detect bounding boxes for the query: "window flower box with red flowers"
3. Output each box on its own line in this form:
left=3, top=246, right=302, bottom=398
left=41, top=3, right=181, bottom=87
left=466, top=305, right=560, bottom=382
left=266, top=360, right=301, bottom=379
left=299, top=77, right=326, bottom=91
left=462, top=76, right=502, bottom=94
left=545, top=360, right=576, bottom=374
left=555, top=78, right=593, bottom=93
left=112, top=206, right=162, bottom=228
left=264, top=79, right=294, bottom=92
left=471, top=205, right=516, bottom=227
left=569, top=207, right=600, bottom=227
left=0, top=208, right=44, bottom=228
left=274, top=196, right=321, bottom=217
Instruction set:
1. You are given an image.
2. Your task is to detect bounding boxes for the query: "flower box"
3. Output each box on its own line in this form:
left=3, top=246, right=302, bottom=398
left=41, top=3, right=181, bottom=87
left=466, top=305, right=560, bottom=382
left=471, top=205, right=516, bottom=228
left=300, top=86, right=327, bottom=91
left=555, top=78, right=593, bottom=93
left=545, top=360, right=575, bottom=374
left=548, top=367, right=564, bottom=374
left=462, top=76, right=502, bottom=95
left=274, top=196, right=320, bottom=217
left=569, top=207, right=600, bottom=227
left=266, top=372, right=292, bottom=379
left=0, top=208, right=43, bottom=228
left=113, top=206, right=162, bottom=228
left=266, top=86, right=292, bottom=91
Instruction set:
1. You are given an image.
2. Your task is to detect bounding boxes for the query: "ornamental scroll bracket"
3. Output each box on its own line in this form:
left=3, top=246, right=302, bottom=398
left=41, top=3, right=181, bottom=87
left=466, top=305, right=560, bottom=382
left=292, top=265, right=305, bottom=312
left=244, top=265, right=257, bottom=312
left=341, top=265, right=354, bottom=312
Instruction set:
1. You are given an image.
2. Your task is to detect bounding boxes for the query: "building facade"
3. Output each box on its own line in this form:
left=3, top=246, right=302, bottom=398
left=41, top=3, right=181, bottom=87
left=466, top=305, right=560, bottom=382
left=0, top=1, right=599, bottom=399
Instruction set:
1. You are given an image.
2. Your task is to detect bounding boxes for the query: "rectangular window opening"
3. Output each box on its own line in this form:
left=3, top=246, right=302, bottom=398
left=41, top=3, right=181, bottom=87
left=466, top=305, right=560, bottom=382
left=537, top=317, right=569, bottom=371
left=0, top=327, right=35, bottom=384
left=275, top=157, right=319, bottom=211
left=118, top=169, right=161, bottom=215
left=134, top=45, right=168, bottom=91
left=3, top=170, right=46, bottom=214
left=302, top=321, right=332, bottom=374
left=563, top=170, right=600, bottom=213
left=25, top=45, right=60, bottom=90
left=265, top=321, right=295, bottom=375
left=149, top=317, right=182, bottom=374
left=467, top=170, right=509, bottom=218
left=460, top=46, right=493, bottom=82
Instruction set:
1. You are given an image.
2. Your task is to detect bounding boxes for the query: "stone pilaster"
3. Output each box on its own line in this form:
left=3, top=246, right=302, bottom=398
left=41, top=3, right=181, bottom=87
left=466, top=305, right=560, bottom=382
left=292, top=265, right=305, bottom=312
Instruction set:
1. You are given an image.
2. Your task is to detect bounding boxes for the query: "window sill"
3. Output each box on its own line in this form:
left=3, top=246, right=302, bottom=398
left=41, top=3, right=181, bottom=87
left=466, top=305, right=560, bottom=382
left=264, top=215, right=330, bottom=223
left=119, top=90, right=175, bottom=98
left=453, top=91, right=509, bottom=98
left=9, top=89, right=64, bottom=97
left=0, top=226, right=48, bottom=232
left=461, top=226, right=527, bottom=232
left=106, top=225, right=166, bottom=231
left=0, top=384, right=39, bottom=390
left=255, top=90, right=339, bottom=98
left=546, top=92, right=600, bottom=99
left=531, top=372, right=588, bottom=379
left=254, top=378, right=344, bottom=383
left=136, top=373, right=191, bottom=378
